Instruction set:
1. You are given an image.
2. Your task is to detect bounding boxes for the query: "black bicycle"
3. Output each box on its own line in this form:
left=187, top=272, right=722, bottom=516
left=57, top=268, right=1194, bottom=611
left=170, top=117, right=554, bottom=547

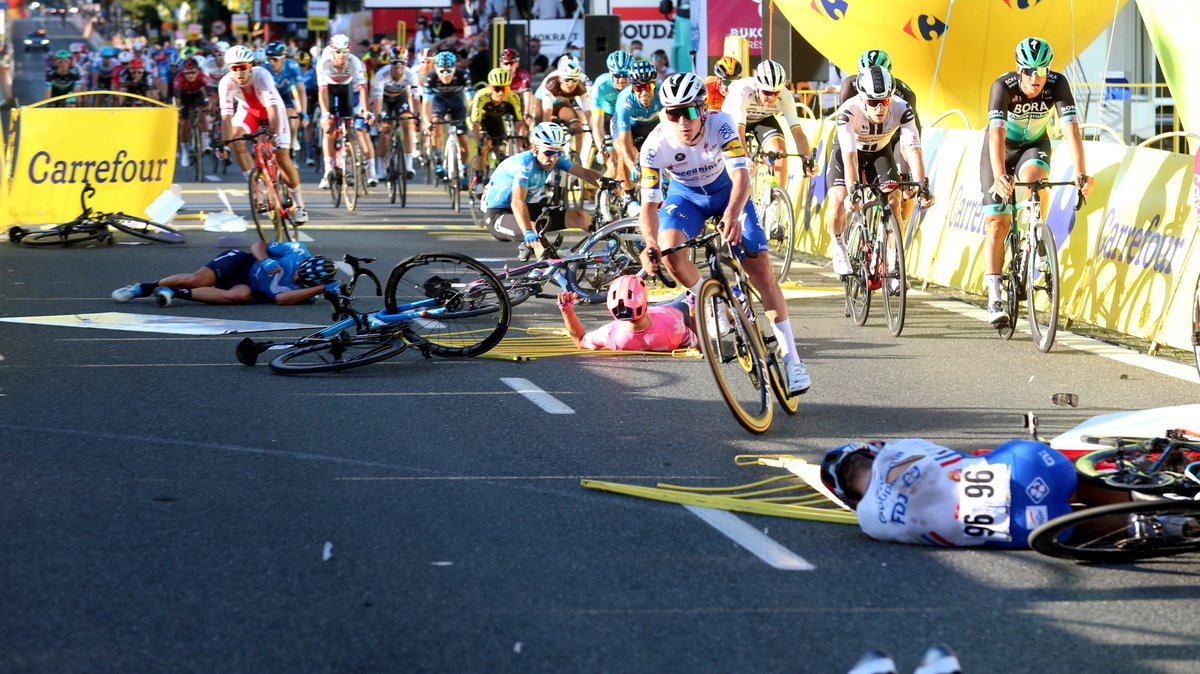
left=7, top=182, right=185, bottom=246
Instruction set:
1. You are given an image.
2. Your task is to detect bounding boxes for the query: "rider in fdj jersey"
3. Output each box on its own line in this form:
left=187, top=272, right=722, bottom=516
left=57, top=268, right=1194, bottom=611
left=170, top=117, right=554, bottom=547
left=826, top=66, right=934, bottom=277
left=981, top=36, right=1094, bottom=325
left=371, top=46, right=421, bottom=180
left=265, top=42, right=307, bottom=157
left=316, top=34, right=377, bottom=188
left=613, top=60, right=662, bottom=191
left=482, top=121, right=604, bottom=258
left=637, top=73, right=811, bottom=395
left=469, top=67, right=525, bottom=189
left=589, top=51, right=634, bottom=181
left=720, top=59, right=817, bottom=193
left=423, top=50, right=471, bottom=186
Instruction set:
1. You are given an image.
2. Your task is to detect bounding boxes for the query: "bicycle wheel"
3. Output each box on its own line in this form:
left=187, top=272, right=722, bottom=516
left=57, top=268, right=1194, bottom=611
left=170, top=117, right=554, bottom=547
left=383, top=251, right=511, bottom=358
left=695, top=278, right=773, bottom=434
left=1029, top=500, right=1200, bottom=563
left=764, top=187, right=796, bottom=283
left=14, top=221, right=111, bottom=246
left=268, top=334, right=407, bottom=374
left=843, top=220, right=870, bottom=326
left=1192, top=272, right=1200, bottom=381
left=107, top=213, right=186, bottom=244
left=747, top=285, right=798, bottom=415
left=344, top=130, right=361, bottom=211
left=571, top=219, right=644, bottom=299
left=1026, top=222, right=1060, bottom=352
left=1074, top=444, right=1200, bottom=494
left=190, top=115, right=203, bottom=182
left=880, top=213, right=907, bottom=337
left=467, top=149, right=486, bottom=226
left=445, top=135, right=462, bottom=213
left=248, top=167, right=284, bottom=242
left=997, top=222, right=1023, bottom=340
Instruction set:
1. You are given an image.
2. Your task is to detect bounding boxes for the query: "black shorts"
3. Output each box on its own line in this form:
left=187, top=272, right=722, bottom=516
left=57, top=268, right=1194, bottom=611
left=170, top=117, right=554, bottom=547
left=204, top=250, right=255, bottom=289
left=479, top=112, right=514, bottom=140
left=381, top=96, right=411, bottom=119
left=484, top=201, right=566, bottom=242
left=629, top=120, right=658, bottom=151
left=747, top=116, right=784, bottom=145
left=326, top=84, right=355, bottom=118
left=179, top=90, right=207, bottom=109
left=979, top=137, right=1052, bottom=215
left=825, top=141, right=899, bottom=189
left=431, top=96, right=468, bottom=134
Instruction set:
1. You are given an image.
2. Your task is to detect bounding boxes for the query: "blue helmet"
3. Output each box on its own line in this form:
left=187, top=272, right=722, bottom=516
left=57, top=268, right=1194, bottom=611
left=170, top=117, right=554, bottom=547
left=297, top=256, right=337, bottom=287
left=606, top=50, right=634, bottom=76
left=434, top=51, right=456, bottom=69
left=629, top=60, right=656, bottom=85
left=100, top=46, right=118, bottom=59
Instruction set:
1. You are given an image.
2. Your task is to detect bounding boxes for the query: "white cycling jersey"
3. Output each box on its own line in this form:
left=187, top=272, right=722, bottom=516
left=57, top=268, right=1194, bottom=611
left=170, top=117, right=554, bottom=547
left=371, top=67, right=417, bottom=100
left=217, top=66, right=284, bottom=117
left=720, top=77, right=801, bottom=127
left=834, top=96, right=920, bottom=153
left=638, top=110, right=749, bottom=203
left=316, top=52, right=367, bottom=89
left=202, top=56, right=228, bottom=84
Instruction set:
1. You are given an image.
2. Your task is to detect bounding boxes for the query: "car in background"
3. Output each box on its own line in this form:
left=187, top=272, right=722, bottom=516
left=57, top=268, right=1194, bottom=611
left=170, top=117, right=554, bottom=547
left=24, top=30, right=51, bottom=52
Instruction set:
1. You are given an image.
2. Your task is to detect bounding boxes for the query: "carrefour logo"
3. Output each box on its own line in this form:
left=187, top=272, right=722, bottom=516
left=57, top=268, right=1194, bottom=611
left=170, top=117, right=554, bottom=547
left=903, top=14, right=946, bottom=41
left=811, top=0, right=848, bottom=20
left=27, top=150, right=170, bottom=185
left=1002, top=0, right=1043, bottom=8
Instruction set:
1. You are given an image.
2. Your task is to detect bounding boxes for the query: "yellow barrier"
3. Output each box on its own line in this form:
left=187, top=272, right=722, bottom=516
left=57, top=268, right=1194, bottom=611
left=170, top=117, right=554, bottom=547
left=4, top=92, right=177, bottom=226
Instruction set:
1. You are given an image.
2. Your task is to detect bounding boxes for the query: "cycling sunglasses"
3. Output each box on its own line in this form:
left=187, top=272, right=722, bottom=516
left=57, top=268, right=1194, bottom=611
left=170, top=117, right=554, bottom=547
left=539, top=148, right=563, bottom=159
left=229, top=63, right=251, bottom=72
left=1019, top=66, right=1048, bottom=77
left=632, top=82, right=655, bottom=93
left=491, top=85, right=507, bottom=93
left=437, top=68, right=454, bottom=75
left=664, top=104, right=702, bottom=121
left=501, top=59, right=518, bottom=66
left=333, top=49, right=350, bottom=56
left=759, top=89, right=781, bottom=99
left=129, top=70, right=145, bottom=75
left=865, top=97, right=891, bottom=109
left=612, top=71, right=630, bottom=79
left=268, top=56, right=285, bottom=62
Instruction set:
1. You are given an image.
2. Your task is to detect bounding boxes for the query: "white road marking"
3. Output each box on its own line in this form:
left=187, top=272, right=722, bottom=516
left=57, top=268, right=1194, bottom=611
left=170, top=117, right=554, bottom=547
left=322, top=542, right=333, bottom=561
left=684, top=505, right=815, bottom=571
left=500, top=377, right=575, bottom=414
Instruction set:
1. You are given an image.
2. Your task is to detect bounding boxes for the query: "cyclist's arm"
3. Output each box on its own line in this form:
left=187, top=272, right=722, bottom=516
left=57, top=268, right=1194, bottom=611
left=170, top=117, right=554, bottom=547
left=986, top=77, right=1012, bottom=189
left=834, top=110, right=860, bottom=188
left=274, top=285, right=329, bottom=305
left=1052, top=76, right=1090, bottom=191
left=510, top=183, right=535, bottom=234
left=590, top=108, right=606, bottom=152
left=566, top=163, right=602, bottom=185
left=556, top=293, right=590, bottom=348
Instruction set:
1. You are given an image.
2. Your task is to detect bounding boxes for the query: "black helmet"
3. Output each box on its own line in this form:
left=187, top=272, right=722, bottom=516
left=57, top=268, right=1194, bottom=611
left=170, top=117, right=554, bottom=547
left=264, top=41, right=287, bottom=59
left=297, top=256, right=336, bottom=286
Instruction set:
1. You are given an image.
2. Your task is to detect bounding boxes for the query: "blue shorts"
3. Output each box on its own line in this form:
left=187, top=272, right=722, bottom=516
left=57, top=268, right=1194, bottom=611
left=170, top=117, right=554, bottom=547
left=659, top=173, right=768, bottom=255
left=431, top=96, right=467, bottom=134
left=204, top=250, right=255, bottom=289
left=982, top=440, right=1077, bottom=549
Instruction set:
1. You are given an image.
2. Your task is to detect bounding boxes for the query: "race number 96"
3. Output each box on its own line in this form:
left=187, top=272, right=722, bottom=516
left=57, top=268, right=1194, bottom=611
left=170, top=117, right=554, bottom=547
left=957, top=464, right=1011, bottom=542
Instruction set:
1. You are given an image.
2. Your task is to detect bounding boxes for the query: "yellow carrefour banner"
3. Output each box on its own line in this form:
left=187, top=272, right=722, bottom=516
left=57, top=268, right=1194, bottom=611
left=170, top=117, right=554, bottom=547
left=1136, top=0, right=1199, bottom=135
left=5, top=97, right=177, bottom=225
left=778, top=0, right=1126, bottom=129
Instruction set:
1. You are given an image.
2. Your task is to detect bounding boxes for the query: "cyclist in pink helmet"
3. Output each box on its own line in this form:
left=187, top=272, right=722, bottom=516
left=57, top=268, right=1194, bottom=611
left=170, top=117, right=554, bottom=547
left=557, top=276, right=696, bottom=352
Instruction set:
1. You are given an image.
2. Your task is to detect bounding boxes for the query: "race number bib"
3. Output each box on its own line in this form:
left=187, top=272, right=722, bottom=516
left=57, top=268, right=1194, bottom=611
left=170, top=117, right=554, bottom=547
left=957, top=463, right=1012, bottom=543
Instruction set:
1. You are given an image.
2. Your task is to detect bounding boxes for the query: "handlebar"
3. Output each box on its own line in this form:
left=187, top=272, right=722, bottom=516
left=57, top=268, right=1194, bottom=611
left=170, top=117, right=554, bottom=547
left=212, top=127, right=271, bottom=148
left=1009, top=175, right=1088, bottom=212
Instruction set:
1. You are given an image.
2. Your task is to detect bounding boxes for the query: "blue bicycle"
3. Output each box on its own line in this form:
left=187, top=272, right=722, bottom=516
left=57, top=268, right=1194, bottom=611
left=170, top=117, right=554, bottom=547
left=236, top=251, right=511, bottom=374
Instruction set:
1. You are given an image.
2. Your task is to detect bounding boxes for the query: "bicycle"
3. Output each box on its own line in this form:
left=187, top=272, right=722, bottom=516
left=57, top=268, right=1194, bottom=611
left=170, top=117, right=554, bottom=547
left=1028, top=497, right=1200, bottom=563
left=214, top=128, right=299, bottom=243
left=235, top=251, right=511, bottom=374
left=207, top=116, right=231, bottom=176
left=1193, top=272, right=1200, bottom=380
left=750, top=150, right=814, bottom=283
left=179, top=104, right=205, bottom=182
left=1071, top=430, right=1200, bottom=496
left=994, top=177, right=1086, bottom=352
left=468, top=124, right=523, bottom=227
left=7, top=182, right=185, bottom=246
left=325, top=114, right=369, bottom=211
left=841, top=177, right=928, bottom=337
left=378, top=111, right=413, bottom=206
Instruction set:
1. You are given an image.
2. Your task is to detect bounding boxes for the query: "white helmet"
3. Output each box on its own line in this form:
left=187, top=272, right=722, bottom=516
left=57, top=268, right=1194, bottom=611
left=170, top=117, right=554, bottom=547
left=856, top=65, right=894, bottom=100
left=214, top=41, right=230, bottom=55
left=659, top=72, right=707, bottom=107
left=530, top=121, right=569, bottom=150
left=331, top=34, right=351, bottom=51
left=558, top=55, right=581, bottom=79
left=225, top=45, right=255, bottom=66
left=118, top=50, right=133, bottom=64
left=754, top=59, right=787, bottom=91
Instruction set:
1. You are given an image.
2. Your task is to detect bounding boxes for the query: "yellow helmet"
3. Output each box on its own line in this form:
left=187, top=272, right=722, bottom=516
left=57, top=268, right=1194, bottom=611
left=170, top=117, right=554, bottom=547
left=487, top=67, right=513, bottom=87
left=714, top=56, right=743, bottom=80
left=295, top=51, right=312, bottom=66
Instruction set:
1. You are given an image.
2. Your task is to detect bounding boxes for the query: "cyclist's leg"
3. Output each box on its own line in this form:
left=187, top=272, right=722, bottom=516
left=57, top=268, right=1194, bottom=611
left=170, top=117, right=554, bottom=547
left=484, top=209, right=519, bottom=242
left=157, top=250, right=254, bottom=303
left=757, top=118, right=787, bottom=192
left=979, top=440, right=1077, bottom=549
left=737, top=194, right=790, bottom=324
left=228, top=108, right=257, bottom=174
left=658, top=190, right=709, bottom=291
left=981, top=142, right=1020, bottom=279
left=1016, top=139, right=1052, bottom=219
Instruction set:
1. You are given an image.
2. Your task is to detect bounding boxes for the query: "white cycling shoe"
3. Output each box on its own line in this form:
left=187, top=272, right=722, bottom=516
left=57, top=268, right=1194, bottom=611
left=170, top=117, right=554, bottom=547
left=831, top=245, right=853, bottom=276
left=785, top=358, right=811, bottom=395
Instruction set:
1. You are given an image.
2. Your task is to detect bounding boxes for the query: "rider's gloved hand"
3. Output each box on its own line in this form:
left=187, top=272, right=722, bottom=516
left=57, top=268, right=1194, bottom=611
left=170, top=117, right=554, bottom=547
left=260, top=258, right=281, bottom=274
left=523, top=229, right=540, bottom=244
left=323, top=280, right=341, bottom=293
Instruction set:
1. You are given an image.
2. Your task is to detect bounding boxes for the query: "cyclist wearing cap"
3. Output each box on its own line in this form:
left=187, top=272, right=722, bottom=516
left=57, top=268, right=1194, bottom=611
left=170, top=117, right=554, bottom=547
left=469, top=67, right=525, bottom=188
left=482, top=121, right=604, bottom=258
left=613, top=60, right=663, bottom=191
left=826, top=65, right=933, bottom=277
left=218, top=45, right=308, bottom=224
left=497, top=47, right=532, bottom=120
left=372, top=46, right=421, bottom=180
left=265, top=42, right=307, bottom=152
left=637, top=72, right=811, bottom=396
left=589, top=51, right=634, bottom=180
left=110, top=242, right=337, bottom=307
left=532, top=56, right=590, bottom=148
left=981, top=36, right=1094, bottom=326
left=705, top=56, right=742, bottom=111
left=45, top=50, right=83, bottom=104
left=423, top=50, right=471, bottom=183
left=721, top=59, right=816, bottom=193
left=556, top=276, right=696, bottom=351
left=172, top=57, right=212, bottom=168
left=316, top=35, right=377, bottom=188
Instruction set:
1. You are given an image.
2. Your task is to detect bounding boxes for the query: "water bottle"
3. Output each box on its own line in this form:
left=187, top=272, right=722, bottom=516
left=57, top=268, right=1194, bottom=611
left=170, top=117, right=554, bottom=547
left=731, top=285, right=753, bottom=321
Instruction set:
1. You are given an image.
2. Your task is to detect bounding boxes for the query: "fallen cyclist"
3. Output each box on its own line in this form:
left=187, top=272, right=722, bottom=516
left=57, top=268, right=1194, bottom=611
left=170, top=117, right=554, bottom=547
left=556, top=275, right=695, bottom=352
left=110, top=241, right=338, bottom=307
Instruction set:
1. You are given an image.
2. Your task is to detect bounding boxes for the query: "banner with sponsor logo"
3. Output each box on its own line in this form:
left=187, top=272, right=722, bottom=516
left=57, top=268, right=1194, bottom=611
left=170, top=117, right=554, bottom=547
left=1136, top=0, right=1200, bottom=148
left=707, top=0, right=762, bottom=57
left=611, top=0, right=674, bottom=62
left=903, top=127, right=972, bottom=283
left=527, top=19, right=583, bottom=66
left=4, top=100, right=177, bottom=226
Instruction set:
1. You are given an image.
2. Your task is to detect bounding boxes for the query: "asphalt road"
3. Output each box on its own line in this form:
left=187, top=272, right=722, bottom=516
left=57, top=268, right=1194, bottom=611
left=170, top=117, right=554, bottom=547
left=3, top=16, right=1200, bottom=674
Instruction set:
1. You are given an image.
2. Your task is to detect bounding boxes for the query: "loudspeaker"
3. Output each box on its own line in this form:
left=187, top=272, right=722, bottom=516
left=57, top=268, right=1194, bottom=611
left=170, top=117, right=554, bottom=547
left=490, top=19, right=526, bottom=67
left=583, top=15, right=621, bottom=81
left=763, top=0, right=826, bottom=82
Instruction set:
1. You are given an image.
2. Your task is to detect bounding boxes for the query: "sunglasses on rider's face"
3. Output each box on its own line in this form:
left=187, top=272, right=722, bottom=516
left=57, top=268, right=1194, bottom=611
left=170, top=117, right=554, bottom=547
left=865, top=97, right=891, bottom=109
left=268, top=56, right=284, bottom=62
left=229, top=63, right=251, bottom=72
left=612, top=71, right=629, bottom=79
left=437, top=68, right=453, bottom=74
left=632, top=82, right=654, bottom=93
left=664, top=104, right=702, bottom=122
left=760, top=89, right=781, bottom=99
left=501, top=60, right=518, bottom=66
left=491, top=85, right=507, bottom=93
left=539, top=148, right=562, bottom=159
left=333, top=49, right=350, bottom=56
left=130, top=70, right=144, bottom=75
left=1019, top=66, right=1048, bottom=78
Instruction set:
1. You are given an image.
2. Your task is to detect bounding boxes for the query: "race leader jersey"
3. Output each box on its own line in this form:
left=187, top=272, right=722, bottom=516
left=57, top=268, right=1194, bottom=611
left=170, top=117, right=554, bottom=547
left=987, top=70, right=1079, bottom=145
left=857, top=439, right=1013, bottom=547
left=590, top=72, right=623, bottom=116
left=316, top=52, right=367, bottom=89
left=484, top=150, right=574, bottom=209
left=639, top=110, right=749, bottom=203
left=613, top=86, right=662, bottom=134
left=720, top=77, right=802, bottom=127
left=423, top=68, right=470, bottom=100
left=218, top=66, right=284, bottom=117
left=834, top=96, right=921, bottom=153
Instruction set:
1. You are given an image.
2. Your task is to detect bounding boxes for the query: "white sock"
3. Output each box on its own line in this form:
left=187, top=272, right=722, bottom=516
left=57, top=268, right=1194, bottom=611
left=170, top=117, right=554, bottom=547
left=773, top=319, right=798, bottom=363
left=323, top=158, right=333, bottom=174
left=241, top=169, right=252, bottom=180
left=291, top=187, right=305, bottom=208
left=985, top=273, right=1002, bottom=303
left=687, top=279, right=703, bottom=299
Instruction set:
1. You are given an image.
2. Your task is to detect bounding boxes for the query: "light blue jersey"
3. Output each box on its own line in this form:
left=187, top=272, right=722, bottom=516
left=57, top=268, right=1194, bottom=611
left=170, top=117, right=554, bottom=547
left=590, top=73, right=623, bottom=116
left=484, top=150, right=575, bottom=209
left=613, top=86, right=662, bottom=134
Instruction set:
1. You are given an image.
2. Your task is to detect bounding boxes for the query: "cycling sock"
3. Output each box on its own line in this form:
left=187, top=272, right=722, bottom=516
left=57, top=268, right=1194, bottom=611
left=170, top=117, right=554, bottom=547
left=687, top=279, right=703, bottom=300
left=323, top=158, right=333, bottom=174
left=135, top=282, right=157, bottom=297
left=173, top=288, right=193, bottom=300
left=985, top=273, right=1002, bottom=303
left=241, top=170, right=252, bottom=180
left=291, top=187, right=305, bottom=208
left=773, top=319, right=797, bottom=363
left=834, top=234, right=845, bottom=247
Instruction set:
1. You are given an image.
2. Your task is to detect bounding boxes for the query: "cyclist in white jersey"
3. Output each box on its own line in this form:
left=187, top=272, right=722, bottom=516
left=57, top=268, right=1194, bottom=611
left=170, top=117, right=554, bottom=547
left=826, top=66, right=933, bottom=276
left=720, top=59, right=816, bottom=193
left=316, top=34, right=377, bottom=187
left=371, top=46, right=420, bottom=179
left=638, top=73, right=811, bottom=395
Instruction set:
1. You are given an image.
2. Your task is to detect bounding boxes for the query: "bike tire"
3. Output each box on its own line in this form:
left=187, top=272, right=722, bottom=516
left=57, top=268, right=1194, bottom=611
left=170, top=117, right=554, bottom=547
left=570, top=219, right=644, bottom=301
left=843, top=220, right=870, bottom=326
left=445, top=135, right=462, bottom=213
left=997, top=218, right=1024, bottom=340
left=344, top=131, right=361, bottom=211
left=190, top=116, right=203, bottom=182
left=16, top=222, right=111, bottom=247
left=107, top=213, right=186, bottom=244
left=695, top=278, right=773, bottom=434
left=1074, top=444, right=1200, bottom=494
left=268, top=334, right=407, bottom=374
left=1192, top=271, right=1200, bottom=381
left=747, top=285, right=799, bottom=414
left=248, top=167, right=283, bottom=242
left=1026, top=222, right=1060, bottom=352
left=383, top=251, right=511, bottom=358
left=880, top=214, right=907, bottom=337
left=766, top=186, right=796, bottom=283
left=1029, top=499, right=1200, bottom=563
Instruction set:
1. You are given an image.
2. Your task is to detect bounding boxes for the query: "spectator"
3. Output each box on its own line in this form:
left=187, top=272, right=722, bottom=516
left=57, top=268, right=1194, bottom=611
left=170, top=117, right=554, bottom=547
left=629, top=39, right=644, bottom=60
left=461, top=0, right=487, bottom=38
left=528, top=36, right=550, bottom=77
left=531, top=0, right=566, bottom=19
left=651, top=48, right=674, bottom=83
left=411, top=14, right=433, bottom=55
left=487, top=0, right=522, bottom=21
left=427, top=8, right=458, bottom=49
left=466, top=33, right=491, bottom=84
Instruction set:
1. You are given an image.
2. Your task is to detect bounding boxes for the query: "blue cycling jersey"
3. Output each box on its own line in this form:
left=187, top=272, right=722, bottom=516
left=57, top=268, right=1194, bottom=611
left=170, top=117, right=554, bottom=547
left=590, top=73, right=622, bottom=116
left=248, top=242, right=311, bottom=301
left=484, top=150, right=574, bottom=209
left=613, top=86, right=662, bottom=135
left=301, top=68, right=317, bottom=95
left=270, top=59, right=303, bottom=105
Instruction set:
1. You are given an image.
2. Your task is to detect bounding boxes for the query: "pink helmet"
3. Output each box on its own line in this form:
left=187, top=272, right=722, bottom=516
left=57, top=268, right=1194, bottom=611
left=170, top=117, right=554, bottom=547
left=607, top=275, right=648, bottom=321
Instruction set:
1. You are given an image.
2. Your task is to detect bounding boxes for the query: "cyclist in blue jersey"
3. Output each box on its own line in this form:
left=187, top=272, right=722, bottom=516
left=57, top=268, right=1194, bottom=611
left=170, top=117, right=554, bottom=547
left=110, top=242, right=337, bottom=307
left=424, top=50, right=471, bottom=180
left=589, top=50, right=634, bottom=181
left=483, top=121, right=604, bottom=258
left=265, top=41, right=307, bottom=153
left=981, top=37, right=1094, bottom=325
left=613, top=59, right=662, bottom=190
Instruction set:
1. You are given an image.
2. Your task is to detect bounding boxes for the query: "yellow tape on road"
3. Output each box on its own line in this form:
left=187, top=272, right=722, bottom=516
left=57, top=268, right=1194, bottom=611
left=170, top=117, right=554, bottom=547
left=481, top=326, right=703, bottom=360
